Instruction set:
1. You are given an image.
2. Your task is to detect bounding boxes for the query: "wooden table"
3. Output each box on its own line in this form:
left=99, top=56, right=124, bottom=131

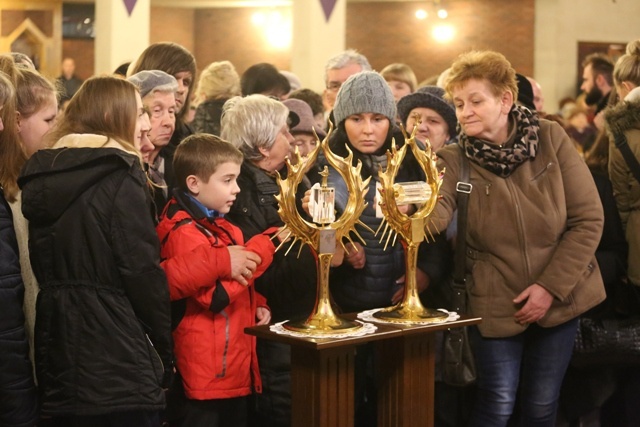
left=246, top=315, right=481, bottom=427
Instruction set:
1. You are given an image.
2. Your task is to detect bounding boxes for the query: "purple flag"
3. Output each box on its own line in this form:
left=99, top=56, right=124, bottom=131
left=320, top=0, right=337, bottom=22
left=123, top=0, right=137, bottom=16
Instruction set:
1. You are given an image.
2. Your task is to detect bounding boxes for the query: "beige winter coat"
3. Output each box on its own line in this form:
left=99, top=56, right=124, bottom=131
left=434, top=119, right=606, bottom=337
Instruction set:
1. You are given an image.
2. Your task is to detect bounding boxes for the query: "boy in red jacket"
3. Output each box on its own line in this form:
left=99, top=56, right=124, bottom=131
left=157, top=134, right=275, bottom=427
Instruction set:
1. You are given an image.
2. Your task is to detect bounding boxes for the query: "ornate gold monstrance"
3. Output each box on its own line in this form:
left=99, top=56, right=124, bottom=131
left=275, top=124, right=371, bottom=334
left=373, top=125, right=449, bottom=323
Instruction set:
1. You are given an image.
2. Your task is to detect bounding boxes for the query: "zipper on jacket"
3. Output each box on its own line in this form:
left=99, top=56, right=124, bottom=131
left=506, top=179, right=531, bottom=282
left=531, top=162, right=554, bottom=181
left=485, top=183, right=492, bottom=196
left=146, top=333, right=165, bottom=374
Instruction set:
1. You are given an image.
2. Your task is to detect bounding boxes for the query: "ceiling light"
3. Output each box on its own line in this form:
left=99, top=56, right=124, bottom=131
left=415, top=9, right=428, bottom=20
left=432, top=24, right=454, bottom=42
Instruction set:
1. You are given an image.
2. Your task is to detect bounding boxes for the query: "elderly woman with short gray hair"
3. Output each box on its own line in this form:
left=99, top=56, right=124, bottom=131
left=221, top=94, right=319, bottom=427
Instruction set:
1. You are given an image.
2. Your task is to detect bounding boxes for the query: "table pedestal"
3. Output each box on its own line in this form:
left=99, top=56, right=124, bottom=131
left=246, top=316, right=480, bottom=427
left=291, top=346, right=355, bottom=427
left=377, top=333, right=436, bottom=426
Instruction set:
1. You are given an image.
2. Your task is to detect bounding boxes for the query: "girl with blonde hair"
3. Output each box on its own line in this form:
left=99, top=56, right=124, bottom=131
left=192, top=60, right=241, bottom=135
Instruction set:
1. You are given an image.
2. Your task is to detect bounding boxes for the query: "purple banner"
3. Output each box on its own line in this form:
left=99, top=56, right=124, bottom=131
left=123, top=0, right=137, bottom=17
left=320, top=0, right=337, bottom=22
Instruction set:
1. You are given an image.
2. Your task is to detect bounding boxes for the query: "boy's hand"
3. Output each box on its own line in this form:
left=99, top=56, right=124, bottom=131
left=256, top=307, right=271, bottom=325
left=228, top=245, right=262, bottom=286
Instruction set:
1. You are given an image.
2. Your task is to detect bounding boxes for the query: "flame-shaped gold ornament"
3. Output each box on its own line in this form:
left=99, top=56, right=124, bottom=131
left=274, top=124, right=372, bottom=334
left=373, top=124, right=449, bottom=323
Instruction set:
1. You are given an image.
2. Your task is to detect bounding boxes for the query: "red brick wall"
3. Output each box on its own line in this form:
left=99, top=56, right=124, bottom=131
left=27, top=0, right=535, bottom=84
left=190, top=0, right=533, bottom=82
left=347, top=0, right=535, bottom=84
left=193, top=7, right=291, bottom=75
left=150, top=7, right=195, bottom=54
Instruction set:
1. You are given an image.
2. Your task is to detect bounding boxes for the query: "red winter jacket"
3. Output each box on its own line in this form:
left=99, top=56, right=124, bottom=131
left=157, top=196, right=275, bottom=400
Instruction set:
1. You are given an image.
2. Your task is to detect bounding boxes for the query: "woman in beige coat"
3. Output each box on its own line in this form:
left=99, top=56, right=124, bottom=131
left=606, top=39, right=640, bottom=289
left=433, top=50, right=605, bottom=427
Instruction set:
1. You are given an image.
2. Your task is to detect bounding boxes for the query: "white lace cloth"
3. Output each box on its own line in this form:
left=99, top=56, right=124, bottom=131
left=269, top=320, right=377, bottom=338
left=357, top=308, right=460, bottom=325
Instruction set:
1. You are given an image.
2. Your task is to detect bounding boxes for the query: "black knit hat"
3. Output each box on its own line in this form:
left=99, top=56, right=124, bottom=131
left=397, top=86, right=457, bottom=138
left=516, top=73, right=535, bottom=111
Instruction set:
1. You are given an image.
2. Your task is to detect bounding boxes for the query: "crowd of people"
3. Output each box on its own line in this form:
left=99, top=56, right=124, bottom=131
left=1, top=39, right=639, bottom=427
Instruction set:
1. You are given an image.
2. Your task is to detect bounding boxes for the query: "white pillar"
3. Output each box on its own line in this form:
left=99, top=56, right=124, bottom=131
left=291, top=0, right=346, bottom=93
left=94, top=0, right=150, bottom=75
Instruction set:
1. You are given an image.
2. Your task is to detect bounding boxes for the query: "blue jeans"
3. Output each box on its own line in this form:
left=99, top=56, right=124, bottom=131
left=468, top=318, right=579, bottom=427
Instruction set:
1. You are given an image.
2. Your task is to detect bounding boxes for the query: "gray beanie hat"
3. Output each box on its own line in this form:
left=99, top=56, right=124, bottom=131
left=127, top=70, right=178, bottom=99
left=332, top=71, right=397, bottom=125
left=397, top=86, right=457, bottom=138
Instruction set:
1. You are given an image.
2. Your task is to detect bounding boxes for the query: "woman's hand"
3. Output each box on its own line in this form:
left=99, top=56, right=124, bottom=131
left=344, top=242, right=366, bottom=269
left=391, top=269, right=430, bottom=304
left=301, top=189, right=312, bottom=216
left=275, top=226, right=291, bottom=244
left=513, top=283, right=554, bottom=325
left=256, top=306, right=271, bottom=325
left=397, top=203, right=417, bottom=216
left=331, top=243, right=345, bottom=267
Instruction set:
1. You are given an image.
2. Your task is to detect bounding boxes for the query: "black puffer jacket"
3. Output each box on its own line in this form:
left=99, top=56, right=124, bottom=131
left=326, top=127, right=424, bottom=312
left=18, top=136, right=173, bottom=417
left=0, top=189, right=38, bottom=427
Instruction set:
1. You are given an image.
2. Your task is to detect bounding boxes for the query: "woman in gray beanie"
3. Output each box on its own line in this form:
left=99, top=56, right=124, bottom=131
left=328, top=70, right=414, bottom=312
left=324, top=71, right=430, bottom=424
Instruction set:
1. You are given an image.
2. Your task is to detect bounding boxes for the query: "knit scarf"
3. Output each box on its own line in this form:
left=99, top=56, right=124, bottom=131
left=459, top=105, right=539, bottom=178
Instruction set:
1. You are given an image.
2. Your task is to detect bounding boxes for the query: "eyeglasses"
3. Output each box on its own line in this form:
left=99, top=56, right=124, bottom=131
left=326, top=82, right=342, bottom=92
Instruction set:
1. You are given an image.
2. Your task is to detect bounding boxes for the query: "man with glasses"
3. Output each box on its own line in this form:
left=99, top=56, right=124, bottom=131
left=322, top=49, right=372, bottom=125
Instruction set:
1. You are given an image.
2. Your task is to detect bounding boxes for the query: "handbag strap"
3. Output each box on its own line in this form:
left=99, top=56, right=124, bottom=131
left=452, top=146, right=472, bottom=310
left=614, top=133, right=640, bottom=185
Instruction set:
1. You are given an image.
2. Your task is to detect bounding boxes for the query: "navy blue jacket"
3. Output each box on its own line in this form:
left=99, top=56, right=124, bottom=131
left=0, top=189, right=38, bottom=427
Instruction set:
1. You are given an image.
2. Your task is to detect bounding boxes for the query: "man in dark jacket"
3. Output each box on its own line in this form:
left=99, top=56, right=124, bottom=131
left=0, top=189, right=38, bottom=427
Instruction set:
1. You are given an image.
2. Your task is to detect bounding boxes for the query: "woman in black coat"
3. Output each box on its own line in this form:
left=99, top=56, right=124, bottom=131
left=222, top=95, right=319, bottom=427
left=0, top=70, right=38, bottom=427
left=18, top=76, right=172, bottom=427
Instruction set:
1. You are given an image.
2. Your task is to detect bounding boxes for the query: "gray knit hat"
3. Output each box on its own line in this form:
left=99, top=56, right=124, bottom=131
left=332, top=71, right=397, bottom=125
left=127, top=70, right=178, bottom=99
left=397, top=86, right=457, bottom=138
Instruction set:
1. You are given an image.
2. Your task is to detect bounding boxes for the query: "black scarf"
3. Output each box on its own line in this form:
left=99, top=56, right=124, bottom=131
left=458, top=105, right=539, bottom=178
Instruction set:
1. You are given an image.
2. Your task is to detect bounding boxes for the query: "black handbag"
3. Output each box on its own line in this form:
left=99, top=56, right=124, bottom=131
left=573, top=315, right=640, bottom=367
left=571, top=132, right=640, bottom=368
left=573, top=277, right=640, bottom=367
left=442, top=147, right=477, bottom=387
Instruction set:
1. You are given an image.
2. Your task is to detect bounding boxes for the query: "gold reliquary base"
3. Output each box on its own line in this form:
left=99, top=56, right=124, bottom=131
left=283, top=314, right=363, bottom=335
left=373, top=303, right=449, bottom=324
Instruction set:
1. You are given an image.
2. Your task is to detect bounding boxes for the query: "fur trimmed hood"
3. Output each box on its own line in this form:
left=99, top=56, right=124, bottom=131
left=605, top=95, right=640, bottom=139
